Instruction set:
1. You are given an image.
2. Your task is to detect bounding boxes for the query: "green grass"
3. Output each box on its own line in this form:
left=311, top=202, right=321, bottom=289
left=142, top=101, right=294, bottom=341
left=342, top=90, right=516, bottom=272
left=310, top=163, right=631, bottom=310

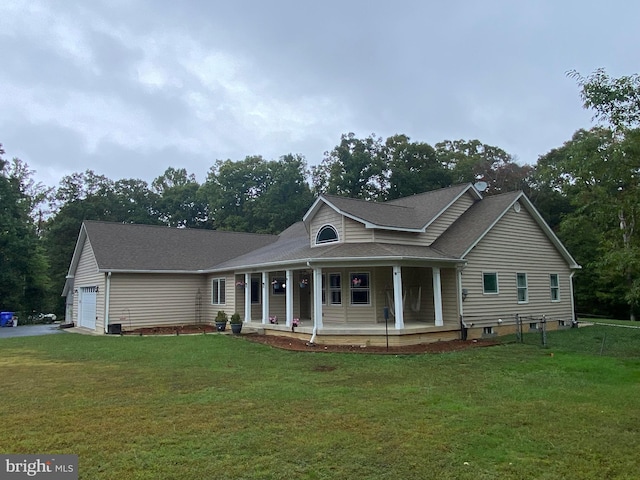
left=1, top=328, right=639, bottom=479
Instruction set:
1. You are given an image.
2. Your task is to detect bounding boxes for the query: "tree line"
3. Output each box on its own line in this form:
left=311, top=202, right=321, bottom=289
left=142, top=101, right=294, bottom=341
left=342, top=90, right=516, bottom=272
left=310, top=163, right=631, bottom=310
left=1, top=69, right=638, bottom=321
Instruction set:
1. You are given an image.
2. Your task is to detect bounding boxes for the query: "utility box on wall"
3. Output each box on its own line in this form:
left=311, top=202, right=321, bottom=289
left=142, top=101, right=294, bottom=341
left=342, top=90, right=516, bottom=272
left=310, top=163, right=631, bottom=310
left=108, top=323, right=122, bottom=334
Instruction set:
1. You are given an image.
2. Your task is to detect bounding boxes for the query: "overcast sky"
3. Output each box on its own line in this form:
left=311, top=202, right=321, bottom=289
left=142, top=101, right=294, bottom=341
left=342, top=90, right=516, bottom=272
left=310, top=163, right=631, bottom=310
left=1, top=0, right=638, bottom=189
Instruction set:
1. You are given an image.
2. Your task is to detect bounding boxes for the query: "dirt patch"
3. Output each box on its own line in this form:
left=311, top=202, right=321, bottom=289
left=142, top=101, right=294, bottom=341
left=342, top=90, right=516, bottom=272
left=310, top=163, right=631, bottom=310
left=244, top=334, right=499, bottom=354
left=122, top=324, right=499, bottom=354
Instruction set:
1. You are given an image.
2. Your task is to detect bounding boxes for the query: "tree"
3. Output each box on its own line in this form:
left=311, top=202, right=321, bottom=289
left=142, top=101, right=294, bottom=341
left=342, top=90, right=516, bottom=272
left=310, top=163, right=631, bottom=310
left=311, top=133, right=386, bottom=200
left=383, top=134, right=452, bottom=200
left=566, top=69, right=640, bottom=320
left=152, top=167, right=208, bottom=228
left=434, top=139, right=529, bottom=195
left=0, top=144, right=51, bottom=314
left=202, top=156, right=270, bottom=232
left=252, top=154, right=314, bottom=233
left=537, top=127, right=640, bottom=320
left=568, top=68, right=640, bottom=130
left=112, top=178, right=161, bottom=225
left=202, top=155, right=313, bottom=234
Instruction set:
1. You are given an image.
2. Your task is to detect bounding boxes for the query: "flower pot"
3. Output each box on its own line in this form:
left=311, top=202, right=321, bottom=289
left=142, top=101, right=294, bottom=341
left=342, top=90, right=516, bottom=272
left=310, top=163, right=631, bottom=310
left=231, top=323, right=242, bottom=334
left=215, top=321, right=227, bottom=332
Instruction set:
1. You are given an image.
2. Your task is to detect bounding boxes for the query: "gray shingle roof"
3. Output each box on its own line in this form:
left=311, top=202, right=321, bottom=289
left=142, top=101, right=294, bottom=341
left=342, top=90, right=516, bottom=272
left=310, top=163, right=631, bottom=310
left=76, top=186, right=577, bottom=275
left=83, top=221, right=278, bottom=272
left=214, top=221, right=455, bottom=271
left=321, top=184, right=475, bottom=230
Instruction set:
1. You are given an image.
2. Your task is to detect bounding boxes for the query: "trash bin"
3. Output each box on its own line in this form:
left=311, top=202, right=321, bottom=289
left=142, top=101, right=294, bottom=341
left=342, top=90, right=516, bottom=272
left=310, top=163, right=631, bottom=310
left=1, top=312, right=15, bottom=327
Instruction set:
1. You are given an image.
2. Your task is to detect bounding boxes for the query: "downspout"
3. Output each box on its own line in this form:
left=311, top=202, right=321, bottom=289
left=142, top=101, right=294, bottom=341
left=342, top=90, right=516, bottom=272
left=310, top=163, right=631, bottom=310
left=457, top=264, right=468, bottom=340
left=104, top=272, right=112, bottom=334
left=570, top=271, right=577, bottom=326
left=308, top=261, right=318, bottom=344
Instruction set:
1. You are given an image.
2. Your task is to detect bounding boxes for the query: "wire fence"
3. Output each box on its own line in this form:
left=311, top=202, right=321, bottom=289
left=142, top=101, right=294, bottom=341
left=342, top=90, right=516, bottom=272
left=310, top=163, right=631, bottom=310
left=511, top=317, right=640, bottom=357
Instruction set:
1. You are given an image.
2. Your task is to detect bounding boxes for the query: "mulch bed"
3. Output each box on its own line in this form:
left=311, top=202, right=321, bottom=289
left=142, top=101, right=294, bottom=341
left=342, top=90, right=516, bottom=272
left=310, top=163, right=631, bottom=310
left=122, top=324, right=219, bottom=335
left=122, top=324, right=499, bottom=354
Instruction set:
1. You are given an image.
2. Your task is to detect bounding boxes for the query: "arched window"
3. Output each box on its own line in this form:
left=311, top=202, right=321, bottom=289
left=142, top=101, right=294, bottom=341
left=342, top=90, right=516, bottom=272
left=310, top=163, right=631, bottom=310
left=316, top=225, right=339, bottom=244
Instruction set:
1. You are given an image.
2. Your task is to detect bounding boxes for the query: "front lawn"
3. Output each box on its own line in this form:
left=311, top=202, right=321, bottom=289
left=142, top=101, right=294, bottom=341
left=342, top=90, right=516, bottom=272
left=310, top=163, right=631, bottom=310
left=1, top=327, right=639, bottom=479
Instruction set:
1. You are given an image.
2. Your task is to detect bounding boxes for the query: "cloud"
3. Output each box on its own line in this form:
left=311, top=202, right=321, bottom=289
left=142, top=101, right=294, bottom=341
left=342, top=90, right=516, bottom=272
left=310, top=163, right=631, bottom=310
left=0, top=0, right=638, bottom=188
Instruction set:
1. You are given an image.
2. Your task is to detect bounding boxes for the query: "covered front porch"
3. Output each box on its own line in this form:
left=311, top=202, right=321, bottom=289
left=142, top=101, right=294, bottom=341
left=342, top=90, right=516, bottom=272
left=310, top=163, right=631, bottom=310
left=233, top=262, right=464, bottom=344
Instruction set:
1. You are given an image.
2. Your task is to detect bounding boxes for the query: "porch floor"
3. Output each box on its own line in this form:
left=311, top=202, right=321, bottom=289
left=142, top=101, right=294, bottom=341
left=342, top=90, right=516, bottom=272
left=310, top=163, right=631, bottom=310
left=244, top=319, right=463, bottom=346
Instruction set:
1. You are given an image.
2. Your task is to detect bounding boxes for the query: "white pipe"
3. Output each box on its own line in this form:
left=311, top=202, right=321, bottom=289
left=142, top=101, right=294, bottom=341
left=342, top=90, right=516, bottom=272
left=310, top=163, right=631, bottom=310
left=310, top=324, right=317, bottom=344
left=309, top=261, right=319, bottom=344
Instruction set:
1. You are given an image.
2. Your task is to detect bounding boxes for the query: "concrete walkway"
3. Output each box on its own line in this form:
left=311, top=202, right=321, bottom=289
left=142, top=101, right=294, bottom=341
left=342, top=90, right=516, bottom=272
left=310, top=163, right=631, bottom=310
left=0, top=323, right=65, bottom=338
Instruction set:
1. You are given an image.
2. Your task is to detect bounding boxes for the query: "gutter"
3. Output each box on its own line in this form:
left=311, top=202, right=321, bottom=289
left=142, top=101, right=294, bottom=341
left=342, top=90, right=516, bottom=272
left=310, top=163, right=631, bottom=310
left=208, top=255, right=464, bottom=274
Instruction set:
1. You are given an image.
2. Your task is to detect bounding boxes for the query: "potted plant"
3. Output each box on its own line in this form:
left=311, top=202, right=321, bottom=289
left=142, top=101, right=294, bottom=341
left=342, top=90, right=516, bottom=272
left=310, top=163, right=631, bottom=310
left=230, top=312, right=243, bottom=334
left=215, top=311, right=228, bottom=331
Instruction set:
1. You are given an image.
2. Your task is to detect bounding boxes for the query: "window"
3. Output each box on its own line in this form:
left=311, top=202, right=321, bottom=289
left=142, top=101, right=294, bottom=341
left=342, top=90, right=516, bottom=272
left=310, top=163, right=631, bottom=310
left=483, top=272, right=498, bottom=294
left=517, top=273, right=528, bottom=303
left=483, top=326, right=494, bottom=335
left=251, top=277, right=260, bottom=304
left=350, top=272, right=370, bottom=305
left=550, top=274, right=560, bottom=302
left=212, top=278, right=226, bottom=305
left=316, top=225, right=338, bottom=244
left=272, top=277, right=285, bottom=295
left=329, top=273, right=341, bottom=305
left=529, top=322, right=538, bottom=330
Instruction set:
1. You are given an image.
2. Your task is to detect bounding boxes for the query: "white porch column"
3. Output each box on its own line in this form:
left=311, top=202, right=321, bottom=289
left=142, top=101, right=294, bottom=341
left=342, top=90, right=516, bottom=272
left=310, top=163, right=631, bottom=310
left=262, top=271, right=269, bottom=324
left=433, top=267, right=444, bottom=327
left=393, top=265, right=404, bottom=329
left=313, top=267, right=323, bottom=329
left=285, top=269, right=293, bottom=327
left=244, top=273, right=251, bottom=323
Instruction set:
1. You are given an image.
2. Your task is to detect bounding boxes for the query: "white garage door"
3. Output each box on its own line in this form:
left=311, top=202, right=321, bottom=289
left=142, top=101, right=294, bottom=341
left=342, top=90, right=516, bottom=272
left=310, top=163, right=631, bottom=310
left=79, top=286, right=97, bottom=330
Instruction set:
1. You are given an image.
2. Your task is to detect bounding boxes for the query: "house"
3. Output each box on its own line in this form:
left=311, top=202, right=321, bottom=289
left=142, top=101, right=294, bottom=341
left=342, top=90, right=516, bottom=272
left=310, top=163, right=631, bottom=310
left=63, top=183, right=580, bottom=345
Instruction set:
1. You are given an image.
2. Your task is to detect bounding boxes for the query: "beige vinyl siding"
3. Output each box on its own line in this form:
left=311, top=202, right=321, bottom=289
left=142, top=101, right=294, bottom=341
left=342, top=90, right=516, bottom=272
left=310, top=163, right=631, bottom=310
left=73, top=239, right=105, bottom=331
left=440, top=268, right=459, bottom=326
left=398, top=266, right=458, bottom=326
left=108, top=273, right=207, bottom=330
left=233, top=274, right=266, bottom=322
left=343, top=216, right=373, bottom=243
left=423, top=192, right=476, bottom=244
left=322, top=266, right=459, bottom=326
left=461, top=206, right=573, bottom=323
left=321, top=268, right=377, bottom=324
left=206, top=273, right=235, bottom=320
left=373, top=229, right=427, bottom=246
left=373, top=266, right=393, bottom=323
left=310, top=205, right=343, bottom=247
left=400, top=267, right=433, bottom=322
left=233, top=271, right=311, bottom=324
